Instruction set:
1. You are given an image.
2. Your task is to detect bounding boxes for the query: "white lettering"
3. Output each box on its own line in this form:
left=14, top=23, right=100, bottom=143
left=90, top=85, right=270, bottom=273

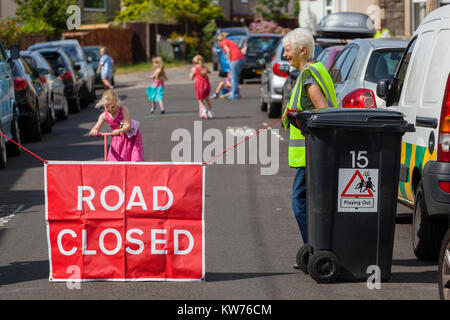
left=126, top=186, right=148, bottom=211
left=78, top=186, right=95, bottom=211
left=82, top=229, right=96, bottom=255
left=153, top=187, right=173, bottom=211
left=57, top=229, right=77, bottom=256
left=174, top=229, right=194, bottom=255
left=126, top=228, right=144, bottom=255
left=151, top=229, right=167, bottom=254
left=99, top=228, right=122, bottom=255
left=100, top=186, right=125, bottom=211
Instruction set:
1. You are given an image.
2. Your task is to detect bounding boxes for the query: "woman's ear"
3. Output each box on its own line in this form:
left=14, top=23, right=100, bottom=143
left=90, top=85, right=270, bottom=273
left=300, top=46, right=308, bottom=57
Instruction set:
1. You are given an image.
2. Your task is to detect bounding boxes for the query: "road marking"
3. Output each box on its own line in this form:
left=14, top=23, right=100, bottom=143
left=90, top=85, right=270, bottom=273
left=0, top=204, right=24, bottom=227
left=262, top=122, right=285, bottom=141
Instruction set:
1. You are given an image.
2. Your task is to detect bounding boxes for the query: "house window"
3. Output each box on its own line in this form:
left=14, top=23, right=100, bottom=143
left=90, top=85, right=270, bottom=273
left=411, top=0, right=426, bottom=32
left=325, top=0, right=333, bottom=15
left=84, top=0, right=107, bottom=12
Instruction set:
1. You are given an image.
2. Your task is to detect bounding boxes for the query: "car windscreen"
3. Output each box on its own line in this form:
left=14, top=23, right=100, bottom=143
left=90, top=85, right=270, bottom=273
left=61, top=45, right=84, bottom=62
left=84, top=48, right=101, bottom=62
left=364, top=50, right=404, bottom=83
left=246, top=37, right=280, bottom=55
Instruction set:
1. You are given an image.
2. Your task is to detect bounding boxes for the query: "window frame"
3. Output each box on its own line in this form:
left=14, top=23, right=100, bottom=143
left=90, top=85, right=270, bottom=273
left=83, top=0, right=107, bottom=12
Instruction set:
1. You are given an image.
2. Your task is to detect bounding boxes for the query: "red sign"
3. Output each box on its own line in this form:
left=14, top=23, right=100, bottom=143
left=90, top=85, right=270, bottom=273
left=45, top=162, right=205, bottom=281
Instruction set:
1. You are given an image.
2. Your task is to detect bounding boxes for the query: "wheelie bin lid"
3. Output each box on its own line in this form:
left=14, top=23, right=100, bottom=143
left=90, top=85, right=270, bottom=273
left=287, top=108, right=415, bottom=134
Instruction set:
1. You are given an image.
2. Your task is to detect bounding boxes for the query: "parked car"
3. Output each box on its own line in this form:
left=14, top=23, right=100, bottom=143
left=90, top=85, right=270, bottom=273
left=36, top=48, right=82, bottom=114
left=83, top=45, right=114, bottom=88
left=329, top=38, right=407, bottom=108
left=376, top=5, right=450, bottom=262
left=240, top=33, right=283, bottom=83
left=280, top=41, right=341, bottom=116
left=211, top=27, right=250, bottom=71
left=10, top=57, right=43, bottom=142
left=0, top=42, right=21, bottom=168
left=217, top=34, right=246, bottom=77
left=316, top=45, right=344, bottom=70
left=29, top=40, right=95, bottom=107
left=21, top=50, right=69, bottom=121
left=315, top=12, right=376, bottom=39
left=260, top=41, right=289, bottom=118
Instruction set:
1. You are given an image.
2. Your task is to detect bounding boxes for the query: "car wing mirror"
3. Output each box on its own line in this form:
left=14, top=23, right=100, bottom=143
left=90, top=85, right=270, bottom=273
left=74, top=65, right=81, bottom=71
left=376, top=79, right=390, bottom=101
left=9, top=45, right=20, bottom=61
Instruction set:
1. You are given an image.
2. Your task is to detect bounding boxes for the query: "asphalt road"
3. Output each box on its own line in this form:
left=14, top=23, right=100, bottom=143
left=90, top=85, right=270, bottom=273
left=0, top=65, right=440, bottom=300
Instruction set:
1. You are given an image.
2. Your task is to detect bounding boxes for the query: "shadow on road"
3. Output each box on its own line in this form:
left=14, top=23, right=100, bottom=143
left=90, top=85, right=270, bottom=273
left=205, top=272, right=294, bottom=282
left=0, top=260, right=48, bottom=286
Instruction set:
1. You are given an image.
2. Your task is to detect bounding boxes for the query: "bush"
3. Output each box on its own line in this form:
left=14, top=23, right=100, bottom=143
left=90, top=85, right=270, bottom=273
left=0, top=19, right=23, bottom=47
left=249, top=19, right=289, bottom=34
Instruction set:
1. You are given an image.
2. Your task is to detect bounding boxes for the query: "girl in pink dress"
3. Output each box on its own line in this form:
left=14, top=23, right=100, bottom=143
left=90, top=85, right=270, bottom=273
left=89, top=90, right=145, bottom=161
left=190, top=55, right=213, bottom=119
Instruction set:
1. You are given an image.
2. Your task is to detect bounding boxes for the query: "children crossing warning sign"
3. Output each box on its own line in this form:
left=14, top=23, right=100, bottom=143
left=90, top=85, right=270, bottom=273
left=338, top=168, right=379, bottom=212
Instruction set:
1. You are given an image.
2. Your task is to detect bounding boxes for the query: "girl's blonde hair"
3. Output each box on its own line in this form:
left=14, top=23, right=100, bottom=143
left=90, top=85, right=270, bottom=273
left=152, top=56, right=167, bottom=80
left=95, top=89, right=120, bottom=108
left=192, top=55, right=208, bottom=77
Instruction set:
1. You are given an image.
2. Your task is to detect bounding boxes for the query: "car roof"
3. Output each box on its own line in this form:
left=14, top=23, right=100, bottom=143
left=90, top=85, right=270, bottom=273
left=246, top=33, right=283, bottom=38
left=348, top=38, right=409, bottom=49
left=83, top=46, right=101, bottom=49
left=218, top=27, right=249, bottom=32
left=416, top=5, right=450, bottom=34
left=29, top=40, right=80, bottom=50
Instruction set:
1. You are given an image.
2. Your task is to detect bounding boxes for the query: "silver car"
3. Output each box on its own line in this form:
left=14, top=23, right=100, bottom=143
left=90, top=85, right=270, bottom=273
left=260, top=41, right=289, bottom=118
left=329, top=38, right=408, bottom=108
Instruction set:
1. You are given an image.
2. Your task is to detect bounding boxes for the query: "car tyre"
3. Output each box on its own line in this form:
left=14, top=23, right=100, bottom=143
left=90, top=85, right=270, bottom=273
left=438, top=228, right=450, bottom=300
left=267, top=101, right=282, bottom=118
left=412, top=182, right=448, bottom=261
left=29, top=106, right=42, bottom=142
left=6, top=111, right=21, bottom=156
left=260, top=94, right=268, bottom=112
left=58, top=97, right=69, bottom=120
left=307, top=250, right=340, bottom=283
left=0, top=134, right=7, bottom=169
left=42, top=105, right=53, bottom=133
left=69, top=97, right=81, bottom=113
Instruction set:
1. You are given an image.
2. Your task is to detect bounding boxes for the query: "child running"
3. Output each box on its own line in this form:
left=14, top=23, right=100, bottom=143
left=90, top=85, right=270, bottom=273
left=89, top=90, right=145, bottom=161
left=146, top=57, right=167, bottom=114
left=190, top=55, right=213, bottom=119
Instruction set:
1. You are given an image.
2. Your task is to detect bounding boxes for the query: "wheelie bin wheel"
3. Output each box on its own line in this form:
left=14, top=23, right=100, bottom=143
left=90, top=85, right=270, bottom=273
left=308, top=250, right=340, bottom=283
left=296, top=244, right=310, bottom=274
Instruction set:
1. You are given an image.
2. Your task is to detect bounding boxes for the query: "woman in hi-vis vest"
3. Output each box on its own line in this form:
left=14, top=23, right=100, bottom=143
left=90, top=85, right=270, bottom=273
left=281, top=28, right=337, bottom=269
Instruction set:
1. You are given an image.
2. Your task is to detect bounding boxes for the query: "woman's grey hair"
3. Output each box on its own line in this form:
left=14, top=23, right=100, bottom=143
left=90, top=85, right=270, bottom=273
left=282, top=28, right=315, bottom=60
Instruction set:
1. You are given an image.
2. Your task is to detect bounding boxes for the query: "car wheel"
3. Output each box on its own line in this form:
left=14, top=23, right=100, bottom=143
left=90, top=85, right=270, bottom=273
left=0, top=134, right=7, bottom=169
left=42, top=103, right=53, bottom=134
left=58, top=97, right=69, bottom=120
left=260, top=92, right=268, bottom=112
left=90, top=85, right=96, bottom=102
left=438, top=228, right=450, bottom=300
left=412, top=182, right=448, bottom=261
left=6, top=111, right=21, bottom=156
left=69, top=97, right=81, bottom=113
left=267, top=101, right=282, bottom=118
left=27, top=105, right=42, bottom=142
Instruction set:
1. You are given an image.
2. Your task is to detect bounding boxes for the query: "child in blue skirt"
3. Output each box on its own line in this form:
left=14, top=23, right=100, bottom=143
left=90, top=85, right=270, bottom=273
left=146, top=57, right=168, bottom=114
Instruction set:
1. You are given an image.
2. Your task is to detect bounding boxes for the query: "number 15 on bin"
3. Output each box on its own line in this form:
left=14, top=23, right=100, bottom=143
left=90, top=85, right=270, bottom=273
left=337, top=151, right=379, bottom=212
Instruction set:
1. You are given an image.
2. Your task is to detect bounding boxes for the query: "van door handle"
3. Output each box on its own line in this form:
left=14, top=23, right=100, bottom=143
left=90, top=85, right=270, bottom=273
left=416, top=117, right=438, bottom=129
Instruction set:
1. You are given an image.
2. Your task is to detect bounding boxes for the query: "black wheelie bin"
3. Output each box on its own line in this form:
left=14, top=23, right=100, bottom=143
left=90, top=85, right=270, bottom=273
left=287, top=108, right=414, bottom=283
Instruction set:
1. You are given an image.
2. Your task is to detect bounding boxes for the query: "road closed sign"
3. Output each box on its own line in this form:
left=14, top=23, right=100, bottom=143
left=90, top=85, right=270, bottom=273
left=45, top=161, right=205, bottom=282
left=338, top=168, right=379, bottom=212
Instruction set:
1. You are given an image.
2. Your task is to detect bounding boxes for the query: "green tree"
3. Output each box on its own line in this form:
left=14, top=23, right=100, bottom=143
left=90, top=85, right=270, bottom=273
left=14, top=0, right=76, bottom=35
left=256, top=0, right=290, bottom=21
left=116, top=0, right=224, bottom=25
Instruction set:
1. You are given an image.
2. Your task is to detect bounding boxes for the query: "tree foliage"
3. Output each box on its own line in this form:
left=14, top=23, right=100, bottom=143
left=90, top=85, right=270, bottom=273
left=256, top=0, right=290, bottom=21
left=115, top=0, right=224, bottom=25
left=14, top=0, right=76, bottom=35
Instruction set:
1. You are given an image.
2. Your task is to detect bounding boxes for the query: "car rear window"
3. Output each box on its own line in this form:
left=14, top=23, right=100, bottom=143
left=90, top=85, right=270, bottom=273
left=84, top=48, right=101, bottom=62
left=11, top=59, right=26, bottom=77
left=246, top=37, right=280, bottom=54
left=364, top=50, right=403, bottom=83
left=61, top=45, right=83, bottom=62
left=41, top=52, right=65, bottom=71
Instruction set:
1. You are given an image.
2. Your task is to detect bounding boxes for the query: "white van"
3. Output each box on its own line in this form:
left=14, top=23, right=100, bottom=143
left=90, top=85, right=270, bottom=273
left=377, top=5, right=450, bottom=261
